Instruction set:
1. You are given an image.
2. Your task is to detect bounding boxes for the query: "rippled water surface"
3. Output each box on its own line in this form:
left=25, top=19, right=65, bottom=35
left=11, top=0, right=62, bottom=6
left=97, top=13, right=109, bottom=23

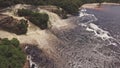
left=50, top=4, right=120, bottom=68
left=1, top=4, right=120, bottom=68
left=86, top=4, right=120, bottom=40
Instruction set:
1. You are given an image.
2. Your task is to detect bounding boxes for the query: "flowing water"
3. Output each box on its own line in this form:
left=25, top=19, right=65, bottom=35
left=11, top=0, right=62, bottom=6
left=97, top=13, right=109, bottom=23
left=0, top=4, right=120, bottom=68
left=86, top=4, right=120, bottom=41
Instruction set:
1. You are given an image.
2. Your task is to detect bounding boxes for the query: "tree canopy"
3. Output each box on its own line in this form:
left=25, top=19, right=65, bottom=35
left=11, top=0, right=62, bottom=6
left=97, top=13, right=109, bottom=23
left=0, top=38, right=26, bottom=68
left=18, top=9, right=49, bottom=29
left=0, top=0, right=120, bottom=15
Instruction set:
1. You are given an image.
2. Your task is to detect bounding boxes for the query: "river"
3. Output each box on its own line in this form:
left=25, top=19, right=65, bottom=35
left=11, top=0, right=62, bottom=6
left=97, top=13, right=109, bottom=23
left=0, top=4, right=120, bottom=68
left=50, top=4, right=120, bottom=68
left=86, top=4, right=120, bottom=42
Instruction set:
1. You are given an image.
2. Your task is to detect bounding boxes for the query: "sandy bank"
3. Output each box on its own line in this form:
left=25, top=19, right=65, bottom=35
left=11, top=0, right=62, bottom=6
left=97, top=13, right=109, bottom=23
left=81, top=2, right=120, bottom=9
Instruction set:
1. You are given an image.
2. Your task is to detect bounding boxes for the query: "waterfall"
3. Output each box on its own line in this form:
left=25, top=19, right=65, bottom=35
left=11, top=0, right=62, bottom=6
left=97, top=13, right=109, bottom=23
left=0, top=4, right=66, bottom=68
left=0, top=4, right=78, bottom=68
left=0, top=4, right=60, bottom=44
left=1, top=4, right=120, bottom=68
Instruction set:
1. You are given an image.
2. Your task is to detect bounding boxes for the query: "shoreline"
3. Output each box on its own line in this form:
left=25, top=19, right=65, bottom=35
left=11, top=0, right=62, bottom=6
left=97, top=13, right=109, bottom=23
left=81, top=2, right=120, bottom=9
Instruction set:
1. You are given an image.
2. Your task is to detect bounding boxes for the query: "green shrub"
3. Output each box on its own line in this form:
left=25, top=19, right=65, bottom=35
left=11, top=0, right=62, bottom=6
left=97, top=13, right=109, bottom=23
left=0, top=38, right=26, bottom=68
left=10, top=38, right=20, bottom=47
left=16, top=19, right=28, bottom=34
left=17, top=9, right=49, bottom=29
left=29, top=13, right=49, bottom=29
left=0, top=38, right=11, bottom=45
left=17, top=9, right=33, bottom=16
left=52, top=0, right=81, bottom=15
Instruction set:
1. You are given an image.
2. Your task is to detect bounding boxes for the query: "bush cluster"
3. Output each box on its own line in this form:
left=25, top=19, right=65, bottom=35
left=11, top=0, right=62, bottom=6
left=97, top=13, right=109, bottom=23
left=16, top=19, right=28, bottom=34
left=0, top=38, right=26, bottom=68
left=18, top=9, right=49, bottom=29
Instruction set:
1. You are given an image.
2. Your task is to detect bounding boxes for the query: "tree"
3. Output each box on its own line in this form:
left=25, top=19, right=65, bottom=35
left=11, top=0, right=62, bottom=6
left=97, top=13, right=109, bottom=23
left=17, top=9, right=49, bottom=29
left=16, top=19, right=28, bottom=34
left=17, top=9, right=32, bottom=16
left=0, top=38, right=11, bottom=45
left=0, top=38, right=26, bottom=68
left=96, top=0, right=104, bottom=7
left=10, top=38, right=20, bottom=47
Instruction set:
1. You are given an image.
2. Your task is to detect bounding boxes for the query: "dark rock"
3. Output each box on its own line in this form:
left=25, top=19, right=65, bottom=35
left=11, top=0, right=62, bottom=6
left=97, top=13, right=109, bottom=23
left=25, top=45, right=56, bottom=68
left=0, top=14, right=28, bottom=35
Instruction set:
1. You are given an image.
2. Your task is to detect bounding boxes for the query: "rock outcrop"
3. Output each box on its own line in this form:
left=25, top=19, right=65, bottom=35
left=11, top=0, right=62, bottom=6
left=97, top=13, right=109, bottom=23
left=39, top=5, right=67, bottom=19
left=24, top=44, right=56, bottom=68
left=0, top=14, right=28, bottom=35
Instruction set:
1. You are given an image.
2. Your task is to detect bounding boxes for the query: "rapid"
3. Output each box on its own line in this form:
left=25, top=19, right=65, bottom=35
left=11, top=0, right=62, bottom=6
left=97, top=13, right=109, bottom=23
left=0, top=4, right=120, bottom=68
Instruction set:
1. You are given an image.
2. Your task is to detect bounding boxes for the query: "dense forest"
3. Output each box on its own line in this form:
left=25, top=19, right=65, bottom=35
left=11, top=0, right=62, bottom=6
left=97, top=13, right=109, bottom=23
left=0, top=0, right=120, bottom=15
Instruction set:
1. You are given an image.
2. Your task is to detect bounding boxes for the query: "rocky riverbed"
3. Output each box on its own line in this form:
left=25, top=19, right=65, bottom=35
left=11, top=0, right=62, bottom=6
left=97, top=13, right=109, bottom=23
left=0, top=4, right=120, bottom=68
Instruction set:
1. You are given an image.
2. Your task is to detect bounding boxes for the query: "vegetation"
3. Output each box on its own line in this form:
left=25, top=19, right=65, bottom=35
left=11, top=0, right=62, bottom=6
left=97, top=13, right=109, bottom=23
left=17, top=9, right=33, bottom=16
left=18, top=9, right=49, bottom=29
left=0, top=0, right=120, bottom=15
left=16, top=19, right=28, bottom=34
left=7, top=19, right=28, bottom=35
left=0, top=38, right=26, bottom=68
left=1, top=18, right=28, bottom=35
left=53, top=0, right=80, bottom=15
left=0, top=0, right=89, bottom=15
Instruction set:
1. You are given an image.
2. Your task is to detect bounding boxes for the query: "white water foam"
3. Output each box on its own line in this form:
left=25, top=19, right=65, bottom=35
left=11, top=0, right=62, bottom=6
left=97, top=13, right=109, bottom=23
left=79, top=8, right=87, bottom=17
left=88, top=23, right=112, bottom=40
left=79, top=9, right=112, bottom=40
left=0, top=4, right=76, bottom=68
left=79, top=9, right=98, bottom=23
left=27, top=55, right=38, bottom=68
left=0, top=4, right=60, bottom=68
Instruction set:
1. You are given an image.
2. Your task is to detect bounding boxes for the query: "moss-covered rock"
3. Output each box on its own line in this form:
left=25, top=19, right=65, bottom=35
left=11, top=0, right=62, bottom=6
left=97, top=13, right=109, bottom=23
left=0, top=14, right=28, bottom=35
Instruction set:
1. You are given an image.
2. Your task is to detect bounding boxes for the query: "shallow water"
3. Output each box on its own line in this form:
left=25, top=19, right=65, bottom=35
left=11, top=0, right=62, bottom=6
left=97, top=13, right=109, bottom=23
left=86, top=4, right=120, bottom=41
left=1, top=4, right=120, bottom=68
left=50, top=4, right=120, bottom=68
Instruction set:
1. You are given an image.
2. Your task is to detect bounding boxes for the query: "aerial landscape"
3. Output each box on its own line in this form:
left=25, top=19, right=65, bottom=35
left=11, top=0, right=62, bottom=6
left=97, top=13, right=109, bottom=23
left=0, top=0, right=120, bottom=68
